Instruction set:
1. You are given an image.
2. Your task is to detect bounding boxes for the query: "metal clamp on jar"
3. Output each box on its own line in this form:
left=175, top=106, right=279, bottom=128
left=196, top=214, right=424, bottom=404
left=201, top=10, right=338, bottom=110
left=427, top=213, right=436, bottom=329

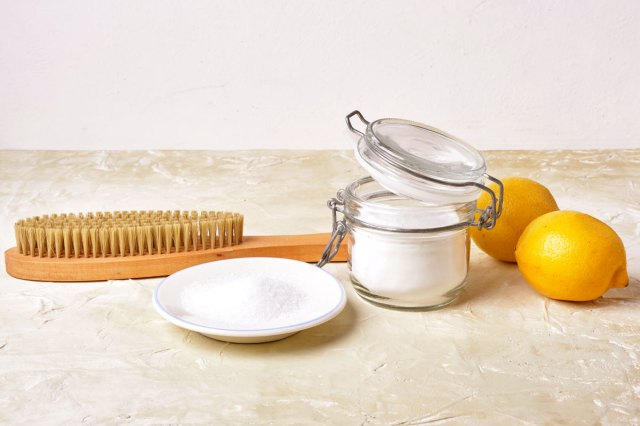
left=319, top=111, right=503, bottom=310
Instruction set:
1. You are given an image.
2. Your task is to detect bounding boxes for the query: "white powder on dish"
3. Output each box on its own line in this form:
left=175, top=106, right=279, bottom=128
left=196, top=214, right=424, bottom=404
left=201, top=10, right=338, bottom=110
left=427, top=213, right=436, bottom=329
left=179, top=273, right=313, bottom=330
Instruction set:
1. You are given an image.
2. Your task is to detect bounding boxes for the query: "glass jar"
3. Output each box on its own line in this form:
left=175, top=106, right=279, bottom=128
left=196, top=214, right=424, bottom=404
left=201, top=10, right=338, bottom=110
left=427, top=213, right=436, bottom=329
left=318, top=111, right=503, bottom=311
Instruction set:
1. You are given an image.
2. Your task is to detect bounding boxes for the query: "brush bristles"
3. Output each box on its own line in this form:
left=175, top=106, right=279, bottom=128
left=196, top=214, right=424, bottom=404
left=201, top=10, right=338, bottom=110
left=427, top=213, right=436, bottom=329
left=14, top=210, right=244, bottom=258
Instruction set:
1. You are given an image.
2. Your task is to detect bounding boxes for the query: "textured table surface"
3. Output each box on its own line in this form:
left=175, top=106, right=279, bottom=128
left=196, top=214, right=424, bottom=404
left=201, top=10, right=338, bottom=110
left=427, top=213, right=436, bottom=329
left=0, top=149, right=639, bottom=425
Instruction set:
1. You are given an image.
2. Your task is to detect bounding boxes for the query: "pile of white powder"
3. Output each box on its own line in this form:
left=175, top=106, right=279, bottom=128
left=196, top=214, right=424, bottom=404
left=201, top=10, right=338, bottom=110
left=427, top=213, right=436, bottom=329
left=179, top=273, right=312, bottom=330
left=350, top=228, right=468, bottom=306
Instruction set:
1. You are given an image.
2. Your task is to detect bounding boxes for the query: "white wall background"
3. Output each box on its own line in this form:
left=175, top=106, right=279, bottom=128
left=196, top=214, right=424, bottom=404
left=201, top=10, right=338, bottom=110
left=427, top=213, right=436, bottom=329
left=1, top=0, right=639, bottom=151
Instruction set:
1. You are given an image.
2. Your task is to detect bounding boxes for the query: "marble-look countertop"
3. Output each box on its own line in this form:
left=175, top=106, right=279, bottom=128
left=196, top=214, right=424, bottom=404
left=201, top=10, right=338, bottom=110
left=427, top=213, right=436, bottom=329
left=0, top=150, right=639, bottom=425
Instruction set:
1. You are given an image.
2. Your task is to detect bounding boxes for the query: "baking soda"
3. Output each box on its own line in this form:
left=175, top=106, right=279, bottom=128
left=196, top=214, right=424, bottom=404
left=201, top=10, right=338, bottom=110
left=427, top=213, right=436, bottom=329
left=180, top=273, right=312, bottom=329
left=350, top=227, right=469, bottom=306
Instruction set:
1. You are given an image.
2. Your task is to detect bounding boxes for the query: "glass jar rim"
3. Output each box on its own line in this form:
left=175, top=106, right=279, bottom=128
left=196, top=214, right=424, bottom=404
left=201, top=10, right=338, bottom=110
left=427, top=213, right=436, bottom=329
left=341, top=177, right=476, bottom=232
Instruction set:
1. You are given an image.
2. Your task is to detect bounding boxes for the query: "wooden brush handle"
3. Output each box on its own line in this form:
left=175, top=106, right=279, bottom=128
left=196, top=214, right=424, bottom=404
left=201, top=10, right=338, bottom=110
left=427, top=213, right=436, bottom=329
left=4, top=233, right=348, bottom=282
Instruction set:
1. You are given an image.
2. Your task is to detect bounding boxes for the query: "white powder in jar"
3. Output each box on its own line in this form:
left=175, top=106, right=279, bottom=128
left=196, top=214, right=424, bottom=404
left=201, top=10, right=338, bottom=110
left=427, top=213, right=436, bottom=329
left=350, top=227, right=469, bottom=306
left=179, top=273, right=313, bottom=330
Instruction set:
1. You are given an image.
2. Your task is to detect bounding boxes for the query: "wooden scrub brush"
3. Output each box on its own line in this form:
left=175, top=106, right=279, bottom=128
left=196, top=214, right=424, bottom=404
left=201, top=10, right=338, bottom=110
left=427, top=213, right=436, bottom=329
left=5, top=210, right=347, bottom=282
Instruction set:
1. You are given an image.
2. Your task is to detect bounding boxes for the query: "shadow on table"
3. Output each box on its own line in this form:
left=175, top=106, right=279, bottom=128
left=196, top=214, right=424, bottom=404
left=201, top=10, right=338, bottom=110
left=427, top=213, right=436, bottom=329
left=579, top=276, right=640, bottom=309
left=454, top=253, right=640, bottom=310
left=173, top=299, right=359, bottom=355
left=452, top=254, right=524, bottom=307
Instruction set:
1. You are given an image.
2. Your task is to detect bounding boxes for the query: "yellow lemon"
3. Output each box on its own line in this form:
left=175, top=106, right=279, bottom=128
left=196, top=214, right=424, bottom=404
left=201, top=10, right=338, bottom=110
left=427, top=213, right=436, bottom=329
left=515, top=210, right=628, bottom=301
left=470, top=177, right=559, bottom=262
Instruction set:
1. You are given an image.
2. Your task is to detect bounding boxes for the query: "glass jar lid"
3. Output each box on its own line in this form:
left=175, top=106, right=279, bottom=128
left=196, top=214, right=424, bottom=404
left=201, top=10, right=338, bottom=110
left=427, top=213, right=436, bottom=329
left=346, top=111, right=487, bottom=203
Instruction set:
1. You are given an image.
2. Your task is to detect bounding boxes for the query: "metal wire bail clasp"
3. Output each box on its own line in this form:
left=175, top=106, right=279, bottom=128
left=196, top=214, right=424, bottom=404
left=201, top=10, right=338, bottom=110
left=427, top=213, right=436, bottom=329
left=345, top=110, right=370, bottom=137
left=317, top=191, right=347, bottom=268
left=471, top=174, right=504, bottom=230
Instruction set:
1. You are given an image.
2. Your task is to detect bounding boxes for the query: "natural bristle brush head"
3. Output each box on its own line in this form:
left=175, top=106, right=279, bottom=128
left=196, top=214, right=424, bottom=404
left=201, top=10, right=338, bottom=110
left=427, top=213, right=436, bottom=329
left=6, top=209, right=347, bottom=282
left=14, top=210, right=244, bottom=258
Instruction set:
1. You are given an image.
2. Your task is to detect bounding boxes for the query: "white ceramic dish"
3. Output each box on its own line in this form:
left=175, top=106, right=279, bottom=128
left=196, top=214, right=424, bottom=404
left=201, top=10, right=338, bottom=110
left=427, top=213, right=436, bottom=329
left=152, top=257, right=347, bottom=343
